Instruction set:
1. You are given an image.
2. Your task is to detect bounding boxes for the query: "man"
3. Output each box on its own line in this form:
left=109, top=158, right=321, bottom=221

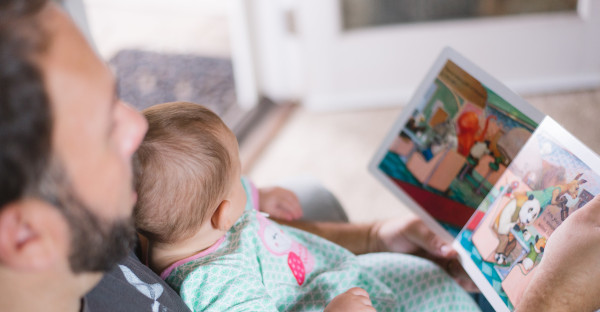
left=0, top=1, right=149, bottom=310
left=0, top=1, right=196, bottom=310
left=1, top=1, right=599, bottom=311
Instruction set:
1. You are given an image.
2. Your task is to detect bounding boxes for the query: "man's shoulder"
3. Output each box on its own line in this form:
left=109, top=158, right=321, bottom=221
left=85, top=251, right=191, bottom=312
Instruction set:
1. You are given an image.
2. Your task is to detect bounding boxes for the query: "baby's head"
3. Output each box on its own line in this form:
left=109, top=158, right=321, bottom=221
left=134, top=102, right=246, bottom=246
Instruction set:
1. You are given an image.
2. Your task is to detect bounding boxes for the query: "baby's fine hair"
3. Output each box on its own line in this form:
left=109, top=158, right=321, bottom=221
left=134, top=102, right=233, bottom=244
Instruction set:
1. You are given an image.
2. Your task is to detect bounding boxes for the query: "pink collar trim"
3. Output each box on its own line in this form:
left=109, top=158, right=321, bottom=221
left=250, top=180, right=260, bottom=211
left=159, top=235, right=226, bottom=280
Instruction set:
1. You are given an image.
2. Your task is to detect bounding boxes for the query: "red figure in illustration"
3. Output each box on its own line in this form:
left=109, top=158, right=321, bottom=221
left=456, top=112, right=496, bottom=157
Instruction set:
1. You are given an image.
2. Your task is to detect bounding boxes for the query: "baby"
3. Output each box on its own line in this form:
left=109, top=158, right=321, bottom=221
left=134, top=102, right=478, bottom=311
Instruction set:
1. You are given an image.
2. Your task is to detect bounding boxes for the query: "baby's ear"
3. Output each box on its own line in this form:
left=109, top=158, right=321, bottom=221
left=211, top=200, right=234, bottom=231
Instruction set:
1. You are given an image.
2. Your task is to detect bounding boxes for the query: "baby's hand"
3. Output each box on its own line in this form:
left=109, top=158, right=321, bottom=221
left=324, top=287, right=375, bottom=312
left=258, top=187, right=302, bottom=221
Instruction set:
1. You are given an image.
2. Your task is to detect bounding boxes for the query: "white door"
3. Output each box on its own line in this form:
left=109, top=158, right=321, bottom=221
left=242, top=0, right=600, bottom=111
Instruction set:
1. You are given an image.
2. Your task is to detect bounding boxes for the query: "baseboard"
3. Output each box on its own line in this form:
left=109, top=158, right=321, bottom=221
left=302, top=73, right=600, bottom=112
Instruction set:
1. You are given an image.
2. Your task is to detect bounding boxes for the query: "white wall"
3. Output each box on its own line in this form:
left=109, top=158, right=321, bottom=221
left=245, top=0, right=600, bottom=111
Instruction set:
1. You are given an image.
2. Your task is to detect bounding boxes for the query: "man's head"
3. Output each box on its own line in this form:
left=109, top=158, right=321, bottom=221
left=0, top=0, right=147, bottom=299
left=135, top=102, right=246, bottom=245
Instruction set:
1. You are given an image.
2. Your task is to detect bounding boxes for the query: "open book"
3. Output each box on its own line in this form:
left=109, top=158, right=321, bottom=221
left=369, top=47, right=600, bottom=311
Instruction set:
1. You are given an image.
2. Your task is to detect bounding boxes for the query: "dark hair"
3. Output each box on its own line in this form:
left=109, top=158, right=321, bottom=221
left=0, top=0, right=52, bottom=207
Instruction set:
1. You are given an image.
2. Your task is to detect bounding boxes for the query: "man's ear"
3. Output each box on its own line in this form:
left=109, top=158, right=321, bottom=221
left=210, top=200, right=234, bottom=231
left=0, top=200, right=67, bottom=271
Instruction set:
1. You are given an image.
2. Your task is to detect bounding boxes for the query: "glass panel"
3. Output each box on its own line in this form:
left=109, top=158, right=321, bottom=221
left=342, top=0, right=578, bottom=30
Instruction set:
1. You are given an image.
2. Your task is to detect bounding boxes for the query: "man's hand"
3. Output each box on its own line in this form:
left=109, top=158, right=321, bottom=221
left=324, top=287, right=375, bottom=312
left=517, top=196, right=600, bottom=312
left=371, top=216, right=478, bottom=292
left=258, top=187, right=303, bottom=221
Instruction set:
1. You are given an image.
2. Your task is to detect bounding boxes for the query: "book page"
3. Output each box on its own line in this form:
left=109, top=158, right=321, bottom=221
left=455, top=117, right=600, bottom=311
left=370, top=47, right=543, bottom=240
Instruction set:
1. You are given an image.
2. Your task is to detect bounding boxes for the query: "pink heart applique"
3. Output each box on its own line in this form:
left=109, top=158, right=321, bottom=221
left=287, top=252, right=305, bottom=285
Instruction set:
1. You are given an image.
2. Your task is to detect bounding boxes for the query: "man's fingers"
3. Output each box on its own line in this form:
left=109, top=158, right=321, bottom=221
left=571, top=195, right=600, bottom=223
left=456, top=277, right=480, bottom=293
left=406, top=220, right=455, bottom=258
left=446, top=260, right=479, bottom=292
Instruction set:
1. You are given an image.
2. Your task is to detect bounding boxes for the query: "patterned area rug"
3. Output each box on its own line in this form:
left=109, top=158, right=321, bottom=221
left=109, top=49, right=238, bottom=118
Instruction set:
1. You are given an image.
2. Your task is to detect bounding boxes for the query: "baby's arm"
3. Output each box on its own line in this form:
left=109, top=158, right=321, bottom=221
left=258, top=186, right=303, bottom=221
left=324, top=287, right=375, bottom=312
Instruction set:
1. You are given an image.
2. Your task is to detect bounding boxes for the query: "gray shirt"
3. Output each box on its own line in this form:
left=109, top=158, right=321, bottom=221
left=85, top=251, right=190, bottom=312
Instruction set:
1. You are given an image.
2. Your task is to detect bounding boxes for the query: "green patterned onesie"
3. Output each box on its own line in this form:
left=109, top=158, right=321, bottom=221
left=162, top=178, right=479, bottom=311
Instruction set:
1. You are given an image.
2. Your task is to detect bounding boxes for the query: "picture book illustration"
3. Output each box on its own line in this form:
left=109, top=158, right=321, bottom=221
left=457, top=118, right=600, bottom=310
left=377, top=59, right=538, bottom=235
left=370, top=48, right=599, bottom=312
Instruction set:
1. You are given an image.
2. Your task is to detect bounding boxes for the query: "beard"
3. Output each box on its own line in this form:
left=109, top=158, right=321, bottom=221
left=62, top=200, right=136, bottom=273
left=36, top=160, right=137, bottom=273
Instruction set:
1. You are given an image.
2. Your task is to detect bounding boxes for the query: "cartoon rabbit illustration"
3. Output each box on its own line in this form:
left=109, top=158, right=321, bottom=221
left=256, top=212, right=314, bottom=285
